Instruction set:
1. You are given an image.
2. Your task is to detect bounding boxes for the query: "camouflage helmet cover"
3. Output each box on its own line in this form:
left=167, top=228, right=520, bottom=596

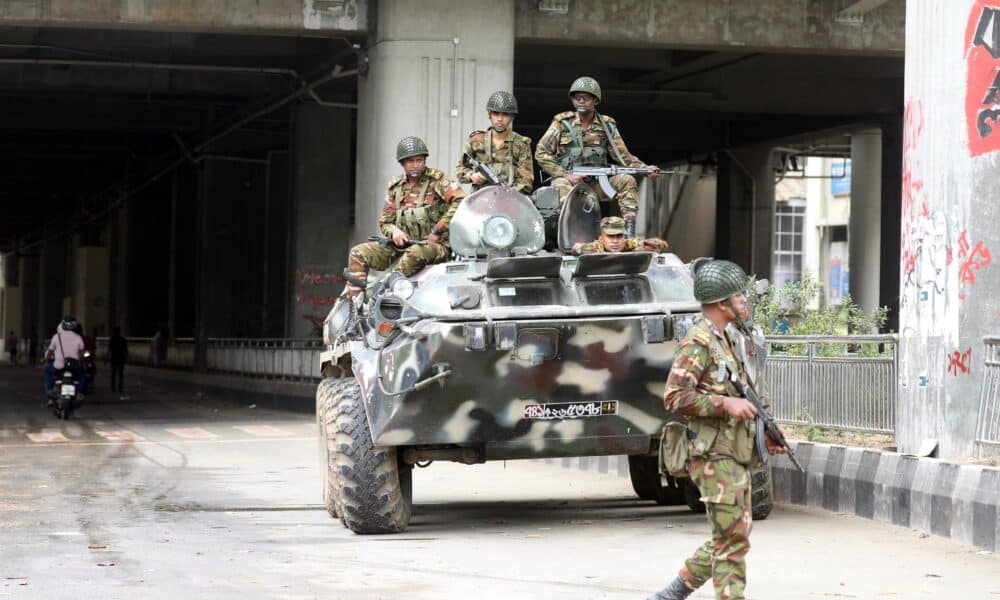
left=569, top=76, right=602, bottom=102
left=486, top=90, right=518, bottom=114
left=395, top=136, right=429, bottom=162
left=692, top=259, right=748, bottom=304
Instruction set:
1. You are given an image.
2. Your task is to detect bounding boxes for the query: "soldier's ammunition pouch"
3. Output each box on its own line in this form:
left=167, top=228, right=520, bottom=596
left=398, top=206, right=433, bottom=240
left=558, top=145, right=608, bottom=171
left=659, top=420, right=691, bottom=479
left=687, top=415, right=758, bottom=466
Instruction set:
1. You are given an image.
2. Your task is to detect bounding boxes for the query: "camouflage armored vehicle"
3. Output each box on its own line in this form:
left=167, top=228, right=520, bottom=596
left=317, top=184, right=773, bottom=534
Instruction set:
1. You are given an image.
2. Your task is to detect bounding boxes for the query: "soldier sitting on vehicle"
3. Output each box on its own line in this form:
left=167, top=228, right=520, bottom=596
left=454, top=91, right=534, bottom=195
left=534, top=76, right=659, bottom=237
left=571, top=216, right=669, bottom=255
left=344, top=136, right=465, bottom=297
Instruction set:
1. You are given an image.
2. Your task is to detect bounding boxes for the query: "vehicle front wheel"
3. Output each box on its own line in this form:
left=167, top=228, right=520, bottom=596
left=627, top=455, right=686, bottom=506
left=317, top=377, right=341, bottom=519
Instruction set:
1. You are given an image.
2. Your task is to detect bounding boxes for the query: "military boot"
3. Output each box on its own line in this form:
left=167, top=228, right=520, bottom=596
left=646, top=577, right=693, bottom=600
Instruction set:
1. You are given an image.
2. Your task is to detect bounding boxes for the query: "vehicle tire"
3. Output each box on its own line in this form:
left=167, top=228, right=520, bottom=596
left=750, top=464, right=773, bottom=521
left=683, top=479, right=706, bottom=513
left=330, top=378, right=411, bottom=534
left=316, top=377, right=340, bottom=519
left=627, top=455, right=686, bottom=506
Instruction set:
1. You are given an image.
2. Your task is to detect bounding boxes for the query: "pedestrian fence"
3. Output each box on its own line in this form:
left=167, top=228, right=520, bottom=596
left=762, top=334, right=897, bottom=434
left=975, top=337, right=1000, bottom=453
left=205, top=338, right=322, bottom=381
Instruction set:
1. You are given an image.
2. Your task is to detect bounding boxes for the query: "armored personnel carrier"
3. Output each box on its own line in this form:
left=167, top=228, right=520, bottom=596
left=317, top=184, right=772, bottom=534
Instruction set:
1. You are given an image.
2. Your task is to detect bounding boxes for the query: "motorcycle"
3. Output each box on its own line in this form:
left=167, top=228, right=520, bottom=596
left=81, top=349, right=95, bottom=394
left=51, top=357, right=83, bottom=420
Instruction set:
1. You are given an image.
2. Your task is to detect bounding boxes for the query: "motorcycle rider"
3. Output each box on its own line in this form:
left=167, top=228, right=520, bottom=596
left=41, top=316, right=86, bottom=402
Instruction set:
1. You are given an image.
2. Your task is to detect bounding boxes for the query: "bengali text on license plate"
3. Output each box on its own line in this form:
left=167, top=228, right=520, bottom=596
left=523, top=400, right=618, bottom=420
left=60, top=384, right=76, bottom=396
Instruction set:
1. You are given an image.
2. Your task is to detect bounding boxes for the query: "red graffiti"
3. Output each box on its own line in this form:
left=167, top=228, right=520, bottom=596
left=295, top=288, right=338, bottom=311
left=947, top=348, right=973, bottom=376
left=956, top=229, right=992, bottom=300
left=966, top=1, right=1000, bottom=155
left=295, top=268, right=344, bottom=286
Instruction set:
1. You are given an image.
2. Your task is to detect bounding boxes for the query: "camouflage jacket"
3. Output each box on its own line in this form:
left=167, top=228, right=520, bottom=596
left=571, top=237, right=669, bottom=255
left=664, top=317, right=757, bottom=463
left=534, top=111, right=644, bottom=178
left=379, top=168, right=465, bottom=241
left=454, top=128, right=534, bottom=195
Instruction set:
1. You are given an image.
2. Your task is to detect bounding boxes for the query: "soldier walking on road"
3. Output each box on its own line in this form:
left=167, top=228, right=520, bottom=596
left=534, top=76, right=658, bottom=236
left=344, top=136, right=465, bottom=297
left=570, top=216, right=669, bottom=255
left=649, top=259, right=787, bottom=600
left=454, top=91, right=534, bottom=195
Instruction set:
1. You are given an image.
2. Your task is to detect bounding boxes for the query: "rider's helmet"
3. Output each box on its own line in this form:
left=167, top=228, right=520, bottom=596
left=568, top=76, right=602, bottom=102
left=485, top=91, right=518, bottom=114
left=692, top=259, right=747, bottom=304
left=395, top=136, right=429, bottom=162
left=59, top=315, right=78, bottom=332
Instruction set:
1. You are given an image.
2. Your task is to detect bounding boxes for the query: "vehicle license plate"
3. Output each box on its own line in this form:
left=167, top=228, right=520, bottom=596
left=523, top=400, right=618, bottom=420
left=61, top=384, right=76, bottom=396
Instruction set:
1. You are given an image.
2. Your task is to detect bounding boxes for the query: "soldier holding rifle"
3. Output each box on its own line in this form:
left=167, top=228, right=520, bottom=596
left=454, top=91, right=534, bottom=195
left=534, top=76, right=659, bottom=237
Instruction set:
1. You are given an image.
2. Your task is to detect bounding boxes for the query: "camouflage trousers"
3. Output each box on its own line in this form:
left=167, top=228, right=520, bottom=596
left=550, top=174, right=638, bottom=220
left=678, top=456, right=753, bottom=600
left=347, top=240, right=449, bottom=283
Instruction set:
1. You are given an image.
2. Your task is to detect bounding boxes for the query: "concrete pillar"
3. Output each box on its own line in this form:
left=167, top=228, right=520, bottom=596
left=879, top=115, right=903, bottom=332
left=287, top=104, right=353, bottom=338
left=848, top=129, right=883, bottom=321
left=37, top=237, right=68, bottom=338
left=716, top=145, right=775, bottom=278
left=354, top=0, right=515, bottom=247
left=71, top=244, right=109, bottom=338
left=898, top=0, right=1000, bottom=457
left=19, top=254, right=39, bottom=342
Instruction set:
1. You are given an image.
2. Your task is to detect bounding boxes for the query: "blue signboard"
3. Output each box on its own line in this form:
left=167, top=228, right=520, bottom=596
left=830, top=160, right=852, bottom=196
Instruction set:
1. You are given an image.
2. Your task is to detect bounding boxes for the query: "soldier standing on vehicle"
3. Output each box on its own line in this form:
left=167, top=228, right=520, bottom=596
left=534, top=76, right=658, bottom=236
left=454, top=91, right=534, bottom=195
left=344, top=136, right=465, bottom=297
left=649, top=259, right=787, bottom=600
left=570, top=216, right=669, bottom=255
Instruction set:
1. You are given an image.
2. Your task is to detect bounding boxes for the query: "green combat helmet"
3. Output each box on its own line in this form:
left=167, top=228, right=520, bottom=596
left=396, top=136, right=429, bottom=162
left=486, top=91, right=518, bottom=114
left=568, top=76, right=602, bottom=102
left=692, top=259, right=747, bottom=303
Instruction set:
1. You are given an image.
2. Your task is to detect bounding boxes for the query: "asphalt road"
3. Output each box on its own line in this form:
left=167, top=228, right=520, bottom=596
left=1, top=365, right=997, bottom=600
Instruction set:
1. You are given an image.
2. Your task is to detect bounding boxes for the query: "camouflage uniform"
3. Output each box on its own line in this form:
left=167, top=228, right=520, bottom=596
left=347, top=168, right=465, bottom=284
left=534, top=111, right=647, bottom=219
left=454, top=128, right=534, bottom=195
left=664, top=316, right=758, bottom=600
left=571, top=216, right=668, bottom=254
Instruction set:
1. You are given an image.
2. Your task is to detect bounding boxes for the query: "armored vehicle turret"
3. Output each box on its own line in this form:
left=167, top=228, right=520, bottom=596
left=316, top=184, right=772, bottom=534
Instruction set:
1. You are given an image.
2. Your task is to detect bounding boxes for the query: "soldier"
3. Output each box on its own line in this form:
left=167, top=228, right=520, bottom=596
left=534, top=76, right=658, bottom=236
left=344, top=136, right=465, bottom=297
left=571, top=216, right=669, bottom=255
left=454, top=91, right=534, bottom=195
left=648, top=259, right=787, bottom=600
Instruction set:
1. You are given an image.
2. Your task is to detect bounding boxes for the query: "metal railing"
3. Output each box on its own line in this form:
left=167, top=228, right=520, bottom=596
left=164, top=338, right=195, bottom=369
left=205, top=338, right=322, bottom=381
left=975, top=337, right=1000, bottom=452
left=763, top=334, right=897, bottom=434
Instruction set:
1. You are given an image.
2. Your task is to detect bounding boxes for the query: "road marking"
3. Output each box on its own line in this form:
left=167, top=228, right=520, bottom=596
left=233, top=425, right=289, bottom=437
left=0, top=436, right=314, bottom=448
left=164, top=427, right=218, bottom=439
left=95, top=430, right=144, bottom=443
left=26, top=431, right=70, bottom=443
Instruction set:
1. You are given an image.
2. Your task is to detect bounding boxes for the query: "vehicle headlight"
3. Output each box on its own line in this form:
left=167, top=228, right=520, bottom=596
left=481, top=215, right=518, bottom=250
left=391, top=277, right=415, bottom=300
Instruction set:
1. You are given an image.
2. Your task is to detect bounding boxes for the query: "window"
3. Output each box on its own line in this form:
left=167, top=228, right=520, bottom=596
left=773, top=200, right=805, bottom=285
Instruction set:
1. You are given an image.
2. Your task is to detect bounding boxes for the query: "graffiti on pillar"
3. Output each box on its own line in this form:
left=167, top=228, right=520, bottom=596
left=901, top=97, right=925, bottom=219
left=956, top=229, right=992, bottom=300
left=900, top=205, right=950, bottom=309
left=946, top=347, right=973, bottom=376
left=966, top=1, right=1000, bottom=155
left=294, top=266, right=344, bottom=334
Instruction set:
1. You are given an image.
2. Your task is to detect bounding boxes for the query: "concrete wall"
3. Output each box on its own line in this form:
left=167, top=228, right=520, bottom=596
left=897, top=0, right=999, bottom=457
left=0, top=0, right=366, bottom=33
left=515, top=0, right=905, bottom=54
left=648, top=165, right=717, bottom=262
left=354, top=0, right=516, bottom=247
left=71, top=245, right=109, bottom=338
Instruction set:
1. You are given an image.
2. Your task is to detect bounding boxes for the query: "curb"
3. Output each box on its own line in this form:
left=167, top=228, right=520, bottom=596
left=544, top=442, right=999, bottom=553
left=128, top=365, right=316, bottom=413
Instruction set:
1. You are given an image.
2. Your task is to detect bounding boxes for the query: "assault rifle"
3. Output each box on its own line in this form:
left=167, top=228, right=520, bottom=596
left=464, top=153, right=503, bottom=187
left=367, top=235, right=428, bottom=248
left=569, top=165, right=662, bottom=199
left=730, top=374, right=805, bottom=473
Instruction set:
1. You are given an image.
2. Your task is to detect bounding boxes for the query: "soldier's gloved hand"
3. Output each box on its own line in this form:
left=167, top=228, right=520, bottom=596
left=470, top=172, right=487, bottom=186
left=391, top=229, right=411, bottom=247
left=721, top=396, right=757, bottom=420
